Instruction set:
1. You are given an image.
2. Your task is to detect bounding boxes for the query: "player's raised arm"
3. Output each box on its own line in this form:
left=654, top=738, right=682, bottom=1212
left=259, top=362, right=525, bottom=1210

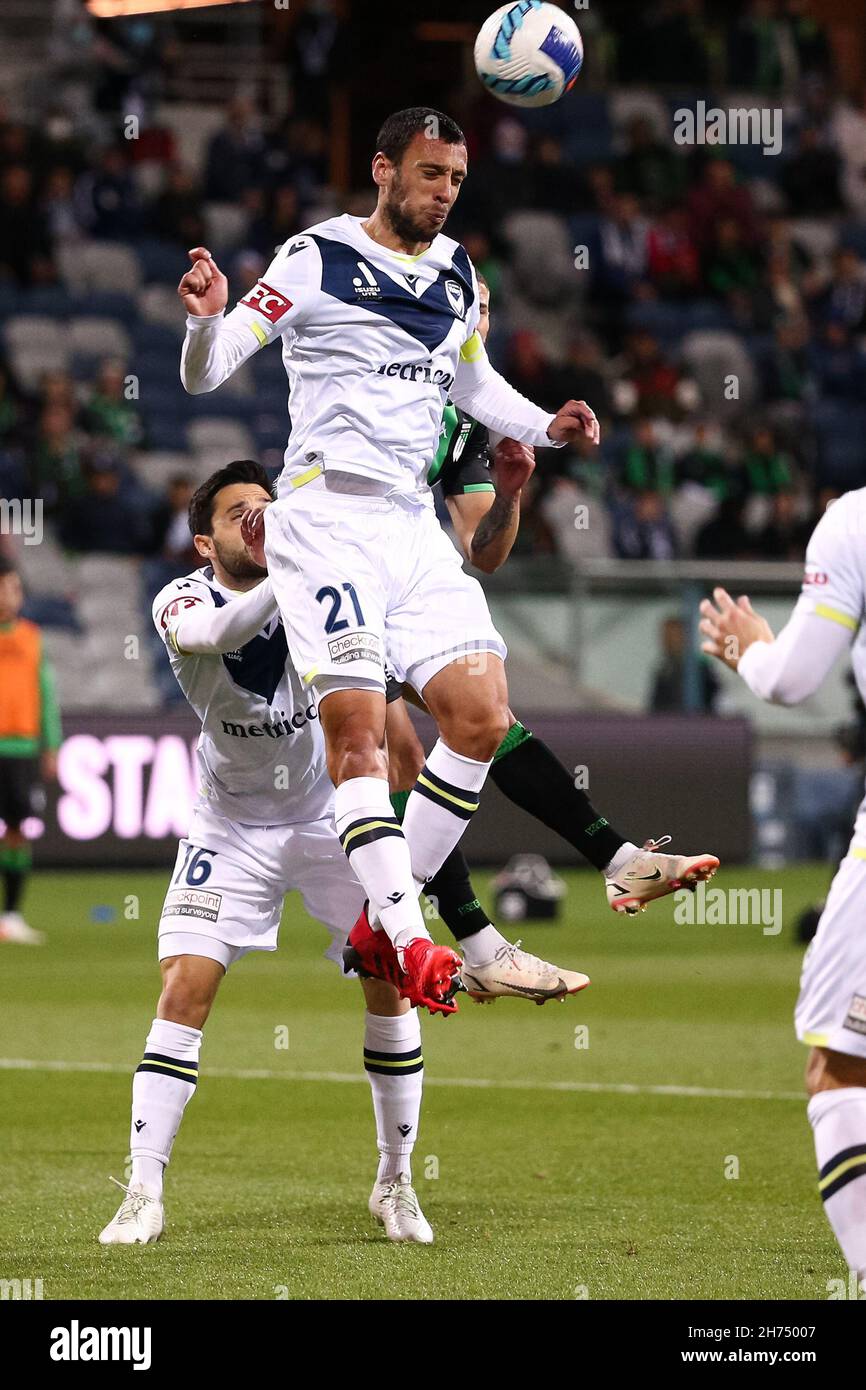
left=450, top=330, right=599, bottom=449
left=699, top=494, right=864, bottom=704
left=179, top=239, right=319, bottom=395
left=447, top=438, right=535, bottom=574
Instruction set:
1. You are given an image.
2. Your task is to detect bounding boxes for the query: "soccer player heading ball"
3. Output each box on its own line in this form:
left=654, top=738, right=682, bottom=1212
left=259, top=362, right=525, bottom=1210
left=177, top=108, right=688, bottom=1010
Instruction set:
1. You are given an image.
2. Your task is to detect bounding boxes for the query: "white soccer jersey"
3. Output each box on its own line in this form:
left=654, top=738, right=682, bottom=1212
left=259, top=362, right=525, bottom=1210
left=152, top=567, right=333, bottom=827
left=181, top=213, right=559, bottom=496
left=739, top=487, right=866, bottom=837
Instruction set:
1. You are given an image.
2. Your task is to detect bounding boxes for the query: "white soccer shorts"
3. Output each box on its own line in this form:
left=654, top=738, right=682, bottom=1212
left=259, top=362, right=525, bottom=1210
left=263, top=478, right=507, bottom=695
left=796, top=845, right=866, bottom=1060
left=157, top=803, right=365, bottom=972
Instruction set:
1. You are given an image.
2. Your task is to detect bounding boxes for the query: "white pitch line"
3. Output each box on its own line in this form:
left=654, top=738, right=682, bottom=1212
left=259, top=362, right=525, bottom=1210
left=0, top=1057, right=803, bottom=1102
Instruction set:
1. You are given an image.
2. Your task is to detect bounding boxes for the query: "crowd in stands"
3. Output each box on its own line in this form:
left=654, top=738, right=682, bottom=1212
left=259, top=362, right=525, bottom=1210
left=0, top=0, right=863, bottom=596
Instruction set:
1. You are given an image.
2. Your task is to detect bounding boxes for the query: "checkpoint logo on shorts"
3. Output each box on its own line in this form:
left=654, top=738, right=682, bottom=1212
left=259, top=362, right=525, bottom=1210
left=844, top=994, right=866, bottom=1036
left=240, top=281, right=293, bottom=324
left=161, top=888, right=223, bottom=924
left=327, top=631, right=383, bottom=667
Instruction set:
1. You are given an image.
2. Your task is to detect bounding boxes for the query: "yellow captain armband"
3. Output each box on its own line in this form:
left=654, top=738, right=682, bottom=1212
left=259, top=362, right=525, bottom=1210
left=249, top=321, right=268, bottom=348
left=813, top=602, right=858, bottom=631
left=460, top=332, right=484, bottom=363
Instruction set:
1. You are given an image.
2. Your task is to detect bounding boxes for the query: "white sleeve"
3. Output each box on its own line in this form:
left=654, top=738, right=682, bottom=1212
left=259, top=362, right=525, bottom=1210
left=180, top=235, right=321, bottom=395
left=169, top=580, right=278, bottom=656
left=450, top=334, right=562, bottom=448
left=736, top=497, right=863, bottom=704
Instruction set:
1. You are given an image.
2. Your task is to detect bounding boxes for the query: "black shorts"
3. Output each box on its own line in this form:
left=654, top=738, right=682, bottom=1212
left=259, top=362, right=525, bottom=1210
left=0, top=757, right=40, bottom=828
left=384, top=665, right=405, bottom=705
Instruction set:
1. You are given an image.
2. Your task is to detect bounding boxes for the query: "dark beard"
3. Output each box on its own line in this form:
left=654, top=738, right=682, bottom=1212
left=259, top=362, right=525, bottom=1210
left=213, top=542, right=267, bottom=582
left=382, top=184, right=437, bottom=247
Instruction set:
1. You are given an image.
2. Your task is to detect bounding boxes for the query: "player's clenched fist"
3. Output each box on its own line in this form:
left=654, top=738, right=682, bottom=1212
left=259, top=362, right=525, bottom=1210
left=178, top=247, right=228, bottom=317
left=547, top=399, right=601, bottom=447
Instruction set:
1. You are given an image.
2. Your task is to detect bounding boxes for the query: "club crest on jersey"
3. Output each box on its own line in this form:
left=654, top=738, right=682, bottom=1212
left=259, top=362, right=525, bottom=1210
left=445, top=279, right=466, bottom=318
left=352, top=261, right=381, bottom=301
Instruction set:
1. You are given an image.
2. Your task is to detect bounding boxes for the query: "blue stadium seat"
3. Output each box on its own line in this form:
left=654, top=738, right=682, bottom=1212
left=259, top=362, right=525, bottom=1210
left=814, top=400, right=866, bottom=487
left=69, top=291, right=137, bottom=323
left=148, top=414, right=190, bottom=451
left=132, top=321, right=183, bottom=354
left=14, top=286, right=72, bottom=319
left=134, top=237, right=184, bottom=285
left=839, top=224, right=866, bottom=260
left=625, top=300, right=688, bottom=344
left=684, top=301, right=736, bottom=333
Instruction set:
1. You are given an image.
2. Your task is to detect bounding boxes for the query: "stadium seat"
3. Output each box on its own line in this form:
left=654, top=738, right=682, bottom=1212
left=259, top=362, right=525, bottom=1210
left=204, top=201, right=248, bottom=252
left=130, top=450, right=201, bottom=490
left=4, top=315, right=70, bottom=389
left=787, top=218, right=839, bottom=267
left=135, top=237, right=185, bottom=286
left=187, top=417, right=255, bottom=462
left=609, top=89, right=671, bottom=140
left=57, top=241, right=143, bottom=296
left=137, top=284, right=186, bottom=334
left=679, top=330, right=757, bottom=417
left=68, top=317, right=133, bottom=365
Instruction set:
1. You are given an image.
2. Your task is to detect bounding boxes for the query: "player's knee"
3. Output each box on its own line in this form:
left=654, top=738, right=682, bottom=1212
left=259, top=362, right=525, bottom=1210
left=441, top=704, right=510, bottom=762
left=328, top=740, right=388, bottom=785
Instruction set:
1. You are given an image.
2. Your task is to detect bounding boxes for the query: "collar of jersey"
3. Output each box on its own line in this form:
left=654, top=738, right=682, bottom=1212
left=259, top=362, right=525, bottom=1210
left=339, top=213, right=449, bottom=270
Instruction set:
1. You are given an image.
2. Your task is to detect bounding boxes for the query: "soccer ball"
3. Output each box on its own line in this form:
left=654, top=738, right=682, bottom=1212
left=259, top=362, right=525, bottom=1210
left=474, top=1, right=583, bottom=108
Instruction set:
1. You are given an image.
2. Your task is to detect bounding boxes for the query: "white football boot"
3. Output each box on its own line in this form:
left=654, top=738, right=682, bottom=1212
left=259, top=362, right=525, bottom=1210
left=460, top=940, right=590, bottom=1005
left=605, top=836, right=720, bottom=916
left=369, top=1174, right=434, bottom=1245
left=98, top=1178, right=164, bottom=1245
left=0, top=912, right=44, bottom=944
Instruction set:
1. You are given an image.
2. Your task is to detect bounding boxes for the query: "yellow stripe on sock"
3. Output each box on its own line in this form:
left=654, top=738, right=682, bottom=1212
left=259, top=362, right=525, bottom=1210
left=417, top=773, right=478, bottom=813
left=341, top=819, right=399, bottom=852
left=142, top=1059, right=198, bottom=1079
left=814, top=603, right=858, bottom=631
left=818, top=1152, right=866, bottom=1193
left=364, top=1056, right=423, bottom=1069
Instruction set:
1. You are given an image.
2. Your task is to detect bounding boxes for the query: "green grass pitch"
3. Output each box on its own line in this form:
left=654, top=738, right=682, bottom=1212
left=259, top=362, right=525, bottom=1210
left=0, top=863, right=843, bottom=1300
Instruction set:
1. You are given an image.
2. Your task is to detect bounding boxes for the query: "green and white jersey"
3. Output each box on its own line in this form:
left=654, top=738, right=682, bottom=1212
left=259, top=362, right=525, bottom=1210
left=428, top=404, right=495, bottom=497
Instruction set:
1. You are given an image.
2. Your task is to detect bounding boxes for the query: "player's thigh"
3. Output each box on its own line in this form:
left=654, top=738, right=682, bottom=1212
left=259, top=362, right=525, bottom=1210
left=159, top=812, right=286, bottom=961
left=422, top=652, right=510, bottom=748
left=386, top=510, right=508, bottom=700
left=264, top=491, right=389, bottom=691
left=796, top=849, right=866, bottom=1068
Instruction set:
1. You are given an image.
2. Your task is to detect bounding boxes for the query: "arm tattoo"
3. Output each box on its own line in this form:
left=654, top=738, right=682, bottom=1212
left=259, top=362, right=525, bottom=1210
left=471, top=493, right=517, bottom=560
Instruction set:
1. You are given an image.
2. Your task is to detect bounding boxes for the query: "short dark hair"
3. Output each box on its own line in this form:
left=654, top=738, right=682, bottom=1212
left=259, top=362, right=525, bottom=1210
left=375, top=108, right=466, bottom=166
left=0, top=555, right=18, bottom=581
left=188, top=460, right=272, bottom=537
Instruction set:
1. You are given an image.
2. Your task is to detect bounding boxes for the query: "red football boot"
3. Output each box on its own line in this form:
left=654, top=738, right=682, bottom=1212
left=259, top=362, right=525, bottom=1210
left=342, top=904, right=401, bottom=989
left=398, top=938, right=463, bottom=1016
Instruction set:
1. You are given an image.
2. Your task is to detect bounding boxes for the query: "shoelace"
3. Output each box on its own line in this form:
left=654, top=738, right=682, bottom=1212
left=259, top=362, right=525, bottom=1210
left=493, top=939, right=555, bottom=977
left=642, top=835, right=672, bottom=853
left=392, top=1180, right=421, bottom=1221
left=108, top=1175, right=155, bottom=1224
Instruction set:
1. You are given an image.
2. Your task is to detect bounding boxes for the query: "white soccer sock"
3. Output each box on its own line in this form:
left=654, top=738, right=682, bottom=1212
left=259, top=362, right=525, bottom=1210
left=603, top=842, right=640, bottom=878
left=364, top=1010, right=423, bottom=1183
left=335, top=777, right=429, bottom=952
left=129, top=1018, right=202, bottom=1195
left=460, top=923, right=512, bottom=968
left=402, top=740, right=490, bottom=887
left=808, top=1087, right=866, bottom=1277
